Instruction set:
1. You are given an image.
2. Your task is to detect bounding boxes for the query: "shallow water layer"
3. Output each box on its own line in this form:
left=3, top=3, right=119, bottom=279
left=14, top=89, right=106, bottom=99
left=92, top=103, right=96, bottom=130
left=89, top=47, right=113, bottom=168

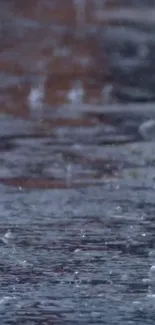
left=0, top=181, right=155, bottom=325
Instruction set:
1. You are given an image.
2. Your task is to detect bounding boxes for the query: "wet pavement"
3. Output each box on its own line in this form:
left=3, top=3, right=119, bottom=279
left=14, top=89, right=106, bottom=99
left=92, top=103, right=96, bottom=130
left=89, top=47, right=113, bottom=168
left=1, top=0, right=155, bottom=324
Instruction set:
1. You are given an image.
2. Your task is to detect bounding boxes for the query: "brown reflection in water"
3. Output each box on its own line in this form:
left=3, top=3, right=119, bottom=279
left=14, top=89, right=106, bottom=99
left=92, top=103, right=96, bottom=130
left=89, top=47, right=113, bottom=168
left=11, top=0, right=120, bottom=25
left=0, top=0, right=121, bottom=189
left=0, top=175, right=118, bottom=189
left=0, top=0, right=116, bottom=118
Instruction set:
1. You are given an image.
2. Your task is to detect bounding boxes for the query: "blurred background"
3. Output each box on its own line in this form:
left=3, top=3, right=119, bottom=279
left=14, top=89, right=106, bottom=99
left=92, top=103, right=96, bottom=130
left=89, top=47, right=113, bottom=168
left=0, top=0, right=115, bottom=118
left=0, top=0, right=155, bottom=187
left=1, top=0, right=155, bottom=116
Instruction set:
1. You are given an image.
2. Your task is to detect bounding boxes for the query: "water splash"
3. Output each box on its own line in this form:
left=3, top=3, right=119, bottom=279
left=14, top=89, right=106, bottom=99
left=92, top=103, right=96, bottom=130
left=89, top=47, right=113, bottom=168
left=143, top=265, right=155, bottom=298
left=28, top=60, right=48, bottom=121
left=66, top=163, right=72, bottom=187
left=139, top=119, right=155, bottom=140
left=0, top=296, right=13, bottom=306
left=67, top=80, right=85, bottom=103
left=101, top=83, right=113, bottom=103
left=2, top=229, right=14, bottom=244
left=28, top=75, right=46, bottom=121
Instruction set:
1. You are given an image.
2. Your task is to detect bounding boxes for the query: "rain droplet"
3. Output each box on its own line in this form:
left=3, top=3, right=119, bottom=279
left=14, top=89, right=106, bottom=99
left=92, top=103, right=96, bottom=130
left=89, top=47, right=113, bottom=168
left=2, top=230, right=14, bottom=244
left=139, top=120, right=155, bottom=140
left=74, top=248, right=81, bottom=253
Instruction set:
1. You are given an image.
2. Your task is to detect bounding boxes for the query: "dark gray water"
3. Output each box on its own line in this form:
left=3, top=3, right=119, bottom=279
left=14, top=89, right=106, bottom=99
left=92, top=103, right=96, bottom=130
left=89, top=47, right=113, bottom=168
left=1, top=128, right=155, bottom=324
left=0, top=181, right=154, bottom=325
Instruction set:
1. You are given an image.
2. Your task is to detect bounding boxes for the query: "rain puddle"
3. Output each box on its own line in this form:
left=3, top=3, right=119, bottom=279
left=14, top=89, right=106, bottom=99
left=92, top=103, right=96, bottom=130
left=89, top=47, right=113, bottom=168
left=0, top=0, right=155, bottom=324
